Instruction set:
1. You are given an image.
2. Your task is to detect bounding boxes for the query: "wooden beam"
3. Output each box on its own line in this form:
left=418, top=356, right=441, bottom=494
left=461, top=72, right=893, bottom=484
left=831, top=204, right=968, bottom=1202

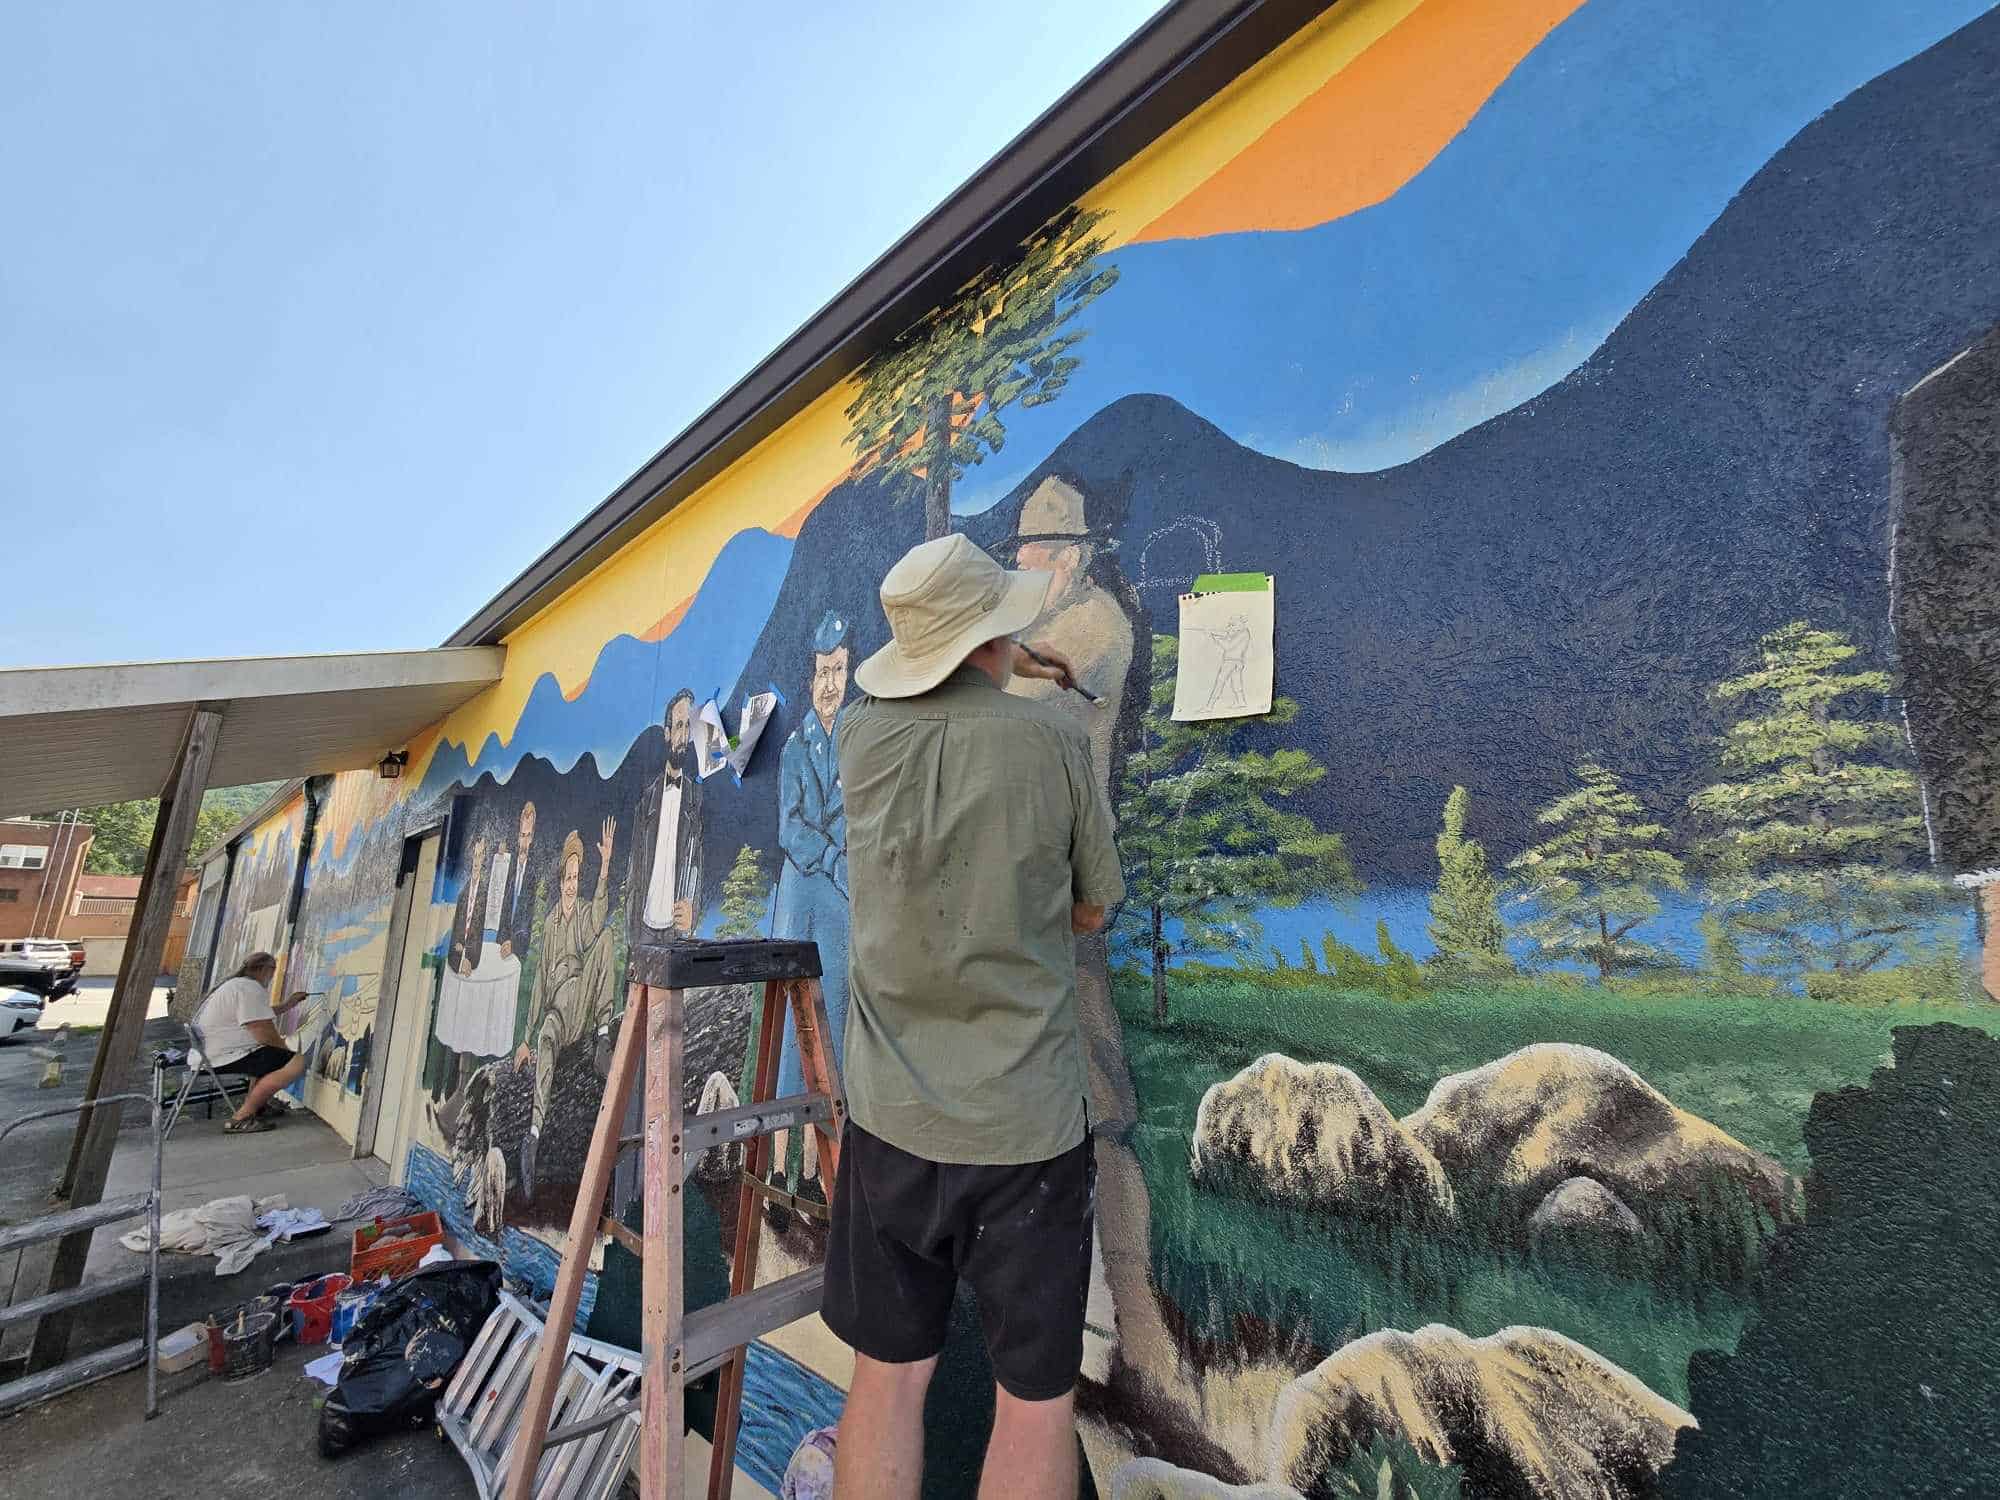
left=29, top=707, right=219, bottom=1372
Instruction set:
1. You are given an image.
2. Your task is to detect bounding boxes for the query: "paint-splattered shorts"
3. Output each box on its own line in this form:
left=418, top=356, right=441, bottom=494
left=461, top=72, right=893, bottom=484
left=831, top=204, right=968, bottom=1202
left=822, top=1119, right=1095, bottom=1402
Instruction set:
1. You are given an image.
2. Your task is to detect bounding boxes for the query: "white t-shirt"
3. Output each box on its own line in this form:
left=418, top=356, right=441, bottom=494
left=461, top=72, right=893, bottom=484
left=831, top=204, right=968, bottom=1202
left=194, top=975, right=277, bottom=1067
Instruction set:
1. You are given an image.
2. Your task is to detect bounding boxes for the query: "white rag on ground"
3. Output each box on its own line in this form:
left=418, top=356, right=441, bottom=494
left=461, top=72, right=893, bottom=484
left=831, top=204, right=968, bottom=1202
left=121, top=1192, right=295, bottom=1276
left=256, top=1205, right=329, bottom=1241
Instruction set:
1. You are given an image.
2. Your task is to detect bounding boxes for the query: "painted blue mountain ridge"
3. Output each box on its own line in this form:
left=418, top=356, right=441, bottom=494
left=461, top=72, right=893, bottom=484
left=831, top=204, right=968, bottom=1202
left=951, top=0, right=1999, bottom=513
left=418, top=526, right=794, bottom=798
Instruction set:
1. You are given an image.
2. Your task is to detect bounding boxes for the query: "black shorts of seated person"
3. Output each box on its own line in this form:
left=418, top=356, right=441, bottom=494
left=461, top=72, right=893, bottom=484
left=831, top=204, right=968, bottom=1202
left=216, top=1044, right=296, bottom=1078
left=821, top=1119, right=1095, bottom=1402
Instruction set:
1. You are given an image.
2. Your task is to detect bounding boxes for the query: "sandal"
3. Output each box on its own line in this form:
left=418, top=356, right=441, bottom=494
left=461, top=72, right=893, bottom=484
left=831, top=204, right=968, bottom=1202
left=223, top=1115, right=274, bottom=1134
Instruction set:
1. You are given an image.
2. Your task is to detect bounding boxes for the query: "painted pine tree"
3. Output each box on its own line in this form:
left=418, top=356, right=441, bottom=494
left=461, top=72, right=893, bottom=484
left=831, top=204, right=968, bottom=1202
left=844, top=206, right=1118, bottom=541
left=1114, top=634, right=1358, bottom=1024
left=716, top=845, right=769, bottom=939
left=1690, top=621, right=1948, bottom=982
left=1427, top=785, right=1510, bottom=979
left=1506, top=762, right=1687, bottom=981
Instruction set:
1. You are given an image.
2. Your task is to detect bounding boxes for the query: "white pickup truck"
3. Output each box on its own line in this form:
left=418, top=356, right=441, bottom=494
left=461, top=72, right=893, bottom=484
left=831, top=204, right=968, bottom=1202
left=0, top=937, right=83, bottom=999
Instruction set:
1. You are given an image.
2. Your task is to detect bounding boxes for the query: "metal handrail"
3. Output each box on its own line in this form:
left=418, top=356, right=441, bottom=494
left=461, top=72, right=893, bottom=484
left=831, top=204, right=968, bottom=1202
left=0, top=1063, right=164, bottom=1418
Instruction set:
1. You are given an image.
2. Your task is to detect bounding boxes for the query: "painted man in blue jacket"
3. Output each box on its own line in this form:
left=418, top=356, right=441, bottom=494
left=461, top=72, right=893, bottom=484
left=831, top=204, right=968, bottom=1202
left=769, top=608, right=852, bottom=1198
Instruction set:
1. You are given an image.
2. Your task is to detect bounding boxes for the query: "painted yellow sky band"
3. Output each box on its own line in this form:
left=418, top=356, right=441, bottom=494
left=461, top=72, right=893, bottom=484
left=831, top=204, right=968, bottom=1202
left=428, top=0, right=1473, bottom=761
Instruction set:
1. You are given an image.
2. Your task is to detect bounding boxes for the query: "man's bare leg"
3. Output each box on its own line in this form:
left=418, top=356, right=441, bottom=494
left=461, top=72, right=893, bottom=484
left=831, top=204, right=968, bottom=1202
left=834, top=1351, right=937, bottom=1500
left=978, top=1385, right=1077, bottom=1500
left=229, top=1054, right=304, bottom=1122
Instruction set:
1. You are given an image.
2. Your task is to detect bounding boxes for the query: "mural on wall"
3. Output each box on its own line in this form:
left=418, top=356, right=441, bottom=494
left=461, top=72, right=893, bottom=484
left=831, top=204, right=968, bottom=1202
left=209, top=795, right=305, bottom=982
left=268, top=2, right=2000, bottom=1495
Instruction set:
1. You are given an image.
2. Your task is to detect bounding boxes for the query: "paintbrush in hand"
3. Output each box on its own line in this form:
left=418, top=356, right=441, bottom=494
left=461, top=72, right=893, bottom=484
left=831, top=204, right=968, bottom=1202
left=1018, top=643, right=1103, bottom=707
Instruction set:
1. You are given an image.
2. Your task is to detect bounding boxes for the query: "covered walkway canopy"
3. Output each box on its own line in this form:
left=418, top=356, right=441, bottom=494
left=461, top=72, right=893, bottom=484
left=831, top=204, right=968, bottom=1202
left=0, top=646, right=501, bottom=1376
left=0, top=648, right=504, bottom=817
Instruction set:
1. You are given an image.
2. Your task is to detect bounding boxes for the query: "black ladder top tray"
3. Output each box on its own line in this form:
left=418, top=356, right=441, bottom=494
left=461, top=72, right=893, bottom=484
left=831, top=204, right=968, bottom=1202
left=629, top=937, right=823, bottom=990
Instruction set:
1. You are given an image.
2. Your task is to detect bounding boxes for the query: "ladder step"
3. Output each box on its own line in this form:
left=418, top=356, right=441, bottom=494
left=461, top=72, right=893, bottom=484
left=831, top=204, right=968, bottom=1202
left=0, top=1194, right=151, bottom=1254
left=690, top=1091, right=835, bottom=1152
left=0, top=1337, right=146, bottom=1416
left=628, top=937, right=821, bottom=990
left=543, top=1394, right=638, bottom=1449
left=0, top=1270, right=149, bottom=1328
left=683, top=1267, right=824, bottom=1381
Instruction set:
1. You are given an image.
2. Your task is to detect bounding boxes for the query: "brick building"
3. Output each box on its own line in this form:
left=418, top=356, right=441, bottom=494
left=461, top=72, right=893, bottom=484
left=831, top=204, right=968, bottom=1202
left=0, top=816, right=93, bottom=940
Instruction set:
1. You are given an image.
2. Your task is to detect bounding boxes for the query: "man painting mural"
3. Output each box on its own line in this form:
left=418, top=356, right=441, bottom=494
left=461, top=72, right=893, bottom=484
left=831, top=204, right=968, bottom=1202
left=630, top=688, right=704, bottom=944
left=768, top=609, right=851, bottom=1198
left=514, top=818, right=618, bottom=1193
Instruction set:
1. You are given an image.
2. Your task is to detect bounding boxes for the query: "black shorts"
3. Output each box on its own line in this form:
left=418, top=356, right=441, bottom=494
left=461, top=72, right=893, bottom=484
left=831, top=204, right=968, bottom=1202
left=216, top=1044, right=295, bottom=1078
left=822, top=1120, right=1095, bottom=1402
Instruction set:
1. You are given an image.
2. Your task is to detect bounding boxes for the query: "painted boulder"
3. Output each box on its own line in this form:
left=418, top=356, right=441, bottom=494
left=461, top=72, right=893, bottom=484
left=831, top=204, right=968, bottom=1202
left=1267, top=1323, right=1693, bottom=1500
left=1190, top=1054, right=1455, bottom=1220
left=1529, top=1176, right=1645, bottom=1239
left=1403, top=1043, right=1791, bottom=1222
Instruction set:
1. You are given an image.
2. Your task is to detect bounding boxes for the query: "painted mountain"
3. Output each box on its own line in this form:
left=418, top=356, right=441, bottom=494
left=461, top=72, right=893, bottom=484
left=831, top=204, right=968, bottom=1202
left=419, top=526, right=795, bottom=801
left=708, top=10, right=2000, bottom=886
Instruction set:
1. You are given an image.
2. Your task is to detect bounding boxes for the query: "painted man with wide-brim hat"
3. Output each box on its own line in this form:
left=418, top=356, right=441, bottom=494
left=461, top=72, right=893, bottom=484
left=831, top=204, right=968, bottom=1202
left=825, top=532, right=1125, bottom=1500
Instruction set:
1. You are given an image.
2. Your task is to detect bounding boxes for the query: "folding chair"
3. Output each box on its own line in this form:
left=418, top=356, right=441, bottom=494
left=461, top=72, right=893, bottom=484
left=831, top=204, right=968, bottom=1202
left=162, top=1021, right=244, bottom=1137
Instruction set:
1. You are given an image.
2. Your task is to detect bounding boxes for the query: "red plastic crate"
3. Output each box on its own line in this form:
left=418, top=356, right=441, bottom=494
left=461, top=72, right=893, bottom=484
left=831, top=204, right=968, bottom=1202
left=349, top=1210, right=444, bottom=1281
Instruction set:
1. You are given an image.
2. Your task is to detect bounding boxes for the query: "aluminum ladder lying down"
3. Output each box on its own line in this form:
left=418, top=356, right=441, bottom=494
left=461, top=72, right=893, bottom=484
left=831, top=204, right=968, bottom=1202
left=0, top=1071, right=162, bottom=1419
left=438, top=1289, right=641, bottom=1500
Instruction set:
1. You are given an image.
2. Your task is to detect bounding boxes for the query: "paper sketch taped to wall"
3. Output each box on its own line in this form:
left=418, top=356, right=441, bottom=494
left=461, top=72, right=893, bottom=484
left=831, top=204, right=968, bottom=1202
left=1172, top=578, right=1273, bottom=721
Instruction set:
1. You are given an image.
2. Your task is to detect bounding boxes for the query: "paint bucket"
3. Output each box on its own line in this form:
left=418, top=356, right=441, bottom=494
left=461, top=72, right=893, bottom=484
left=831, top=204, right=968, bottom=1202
left=329, top=1282, right=380, bottom=1344
left=206, top=1289, right=290, bottom=1372
left=286, top=1272, right=352, bottom=1346
left=219, top=1310, right=278, bottom=1380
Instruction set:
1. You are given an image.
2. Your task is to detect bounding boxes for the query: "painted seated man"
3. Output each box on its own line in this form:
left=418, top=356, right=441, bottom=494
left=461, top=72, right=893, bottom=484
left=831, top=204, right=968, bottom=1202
left=514, top=818, right=618, bottom=1193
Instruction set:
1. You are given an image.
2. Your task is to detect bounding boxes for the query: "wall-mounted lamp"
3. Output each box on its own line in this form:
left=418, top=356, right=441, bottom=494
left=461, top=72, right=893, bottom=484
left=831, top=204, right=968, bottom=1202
left=377, top=750, right=409, bottom=781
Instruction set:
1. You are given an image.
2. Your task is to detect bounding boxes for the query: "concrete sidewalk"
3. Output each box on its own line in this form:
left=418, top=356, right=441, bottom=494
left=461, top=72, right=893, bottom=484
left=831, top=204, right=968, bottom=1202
left=4, top=1016, right=391, bottom=1355
left=0, top=1016, right=475, bottom=1497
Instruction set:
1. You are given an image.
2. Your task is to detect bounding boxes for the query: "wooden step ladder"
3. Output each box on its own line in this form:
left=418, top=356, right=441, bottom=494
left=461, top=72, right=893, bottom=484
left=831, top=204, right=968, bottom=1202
left=502, top=938, right=845, bottom=1500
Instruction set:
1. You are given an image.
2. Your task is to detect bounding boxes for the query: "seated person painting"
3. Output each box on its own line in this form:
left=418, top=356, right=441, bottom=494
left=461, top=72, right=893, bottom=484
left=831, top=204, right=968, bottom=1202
left=191, top=950, right=309, bottom=1134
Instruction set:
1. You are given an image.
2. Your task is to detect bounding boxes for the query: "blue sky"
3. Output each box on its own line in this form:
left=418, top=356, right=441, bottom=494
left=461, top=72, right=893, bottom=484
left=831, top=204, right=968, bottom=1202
left=0, top=0, right=1160, bottom=668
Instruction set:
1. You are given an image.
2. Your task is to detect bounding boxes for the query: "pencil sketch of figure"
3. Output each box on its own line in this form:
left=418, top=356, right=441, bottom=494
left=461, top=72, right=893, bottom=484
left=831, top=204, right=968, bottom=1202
left=1198, top=613, right=1253, bottom=711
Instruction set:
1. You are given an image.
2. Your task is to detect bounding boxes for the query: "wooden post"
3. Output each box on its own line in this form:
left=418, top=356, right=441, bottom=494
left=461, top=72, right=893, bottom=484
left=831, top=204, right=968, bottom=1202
left=642, top=983, right=687, bottom=1499
left=29, top=707, right=220, bottom=1372
left=503, top=981, right=649, bottom=1500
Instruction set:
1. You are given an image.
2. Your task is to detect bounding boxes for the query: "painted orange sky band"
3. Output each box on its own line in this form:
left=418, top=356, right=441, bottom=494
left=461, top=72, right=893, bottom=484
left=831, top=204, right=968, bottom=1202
left=1136, top=0, right=1585, bottom=243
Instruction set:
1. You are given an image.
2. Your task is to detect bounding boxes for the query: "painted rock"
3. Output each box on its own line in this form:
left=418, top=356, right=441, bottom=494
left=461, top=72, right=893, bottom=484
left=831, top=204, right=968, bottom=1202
left=1190, top=1053, right=1455, bottom=1220
left=1267, top=1323, right=1693, bottom=1500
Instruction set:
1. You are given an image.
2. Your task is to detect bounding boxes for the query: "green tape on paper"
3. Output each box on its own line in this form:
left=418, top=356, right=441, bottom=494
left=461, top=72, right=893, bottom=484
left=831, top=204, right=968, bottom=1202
left=1190, top=572, right=1272, bottom=593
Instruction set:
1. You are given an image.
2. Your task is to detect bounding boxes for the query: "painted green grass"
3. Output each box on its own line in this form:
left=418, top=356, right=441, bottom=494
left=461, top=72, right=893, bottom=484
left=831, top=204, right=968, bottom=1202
left=1114, top=970, right=1999, bottom=1405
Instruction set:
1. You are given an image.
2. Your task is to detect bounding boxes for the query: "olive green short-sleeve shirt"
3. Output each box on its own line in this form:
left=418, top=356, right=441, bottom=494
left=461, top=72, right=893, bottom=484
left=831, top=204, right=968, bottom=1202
left=837, top=665, right=1125, bottom=1165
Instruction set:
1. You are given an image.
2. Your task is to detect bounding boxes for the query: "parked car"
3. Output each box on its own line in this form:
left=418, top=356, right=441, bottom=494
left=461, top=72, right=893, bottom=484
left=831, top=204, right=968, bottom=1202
left=0, top=938, right=81, bottom=997
left=0, top=986, right=43, bottom=1037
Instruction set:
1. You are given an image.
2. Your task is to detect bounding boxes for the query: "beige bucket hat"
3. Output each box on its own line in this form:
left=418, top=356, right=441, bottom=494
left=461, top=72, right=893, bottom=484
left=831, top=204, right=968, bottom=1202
left=854, top=533, right=1051, bottom=699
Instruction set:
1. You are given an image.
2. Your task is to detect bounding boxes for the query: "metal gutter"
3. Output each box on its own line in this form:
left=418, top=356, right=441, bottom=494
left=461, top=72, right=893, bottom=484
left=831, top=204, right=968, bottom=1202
left=445, top=0, right=1331, bottom=648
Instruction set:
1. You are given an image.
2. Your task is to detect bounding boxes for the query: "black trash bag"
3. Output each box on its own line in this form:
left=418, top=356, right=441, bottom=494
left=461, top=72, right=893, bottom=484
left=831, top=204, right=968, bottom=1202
left=317, top=1259, right=502, bottom=1459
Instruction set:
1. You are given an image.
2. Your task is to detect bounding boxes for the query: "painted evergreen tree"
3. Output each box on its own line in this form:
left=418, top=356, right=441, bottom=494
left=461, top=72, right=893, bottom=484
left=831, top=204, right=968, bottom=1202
left=1427, top=786, right=1510, bottom=979
left=1690, top=621, right=1949, bottom=981
left=716, top=845, right=769, bottom=939
left=1113, top=634, right=1359, bottom=1024
left=1506, top=762, right=1688, bottom=981
left=844, top=205, right=1118, bottom=541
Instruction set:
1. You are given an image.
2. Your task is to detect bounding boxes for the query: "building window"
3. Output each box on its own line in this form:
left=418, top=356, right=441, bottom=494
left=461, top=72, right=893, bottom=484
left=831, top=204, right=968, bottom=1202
left=0, top=845, right=47, bottom=869
left=0, top=889, right=18, bottom=903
